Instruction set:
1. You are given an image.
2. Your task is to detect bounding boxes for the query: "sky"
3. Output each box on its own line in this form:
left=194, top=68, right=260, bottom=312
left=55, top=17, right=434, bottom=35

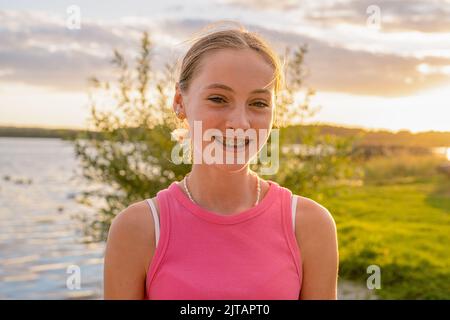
left=0, top=0, right=450, bottom=133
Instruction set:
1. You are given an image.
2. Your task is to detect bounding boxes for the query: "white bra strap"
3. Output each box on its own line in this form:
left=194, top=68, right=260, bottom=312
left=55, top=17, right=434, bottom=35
left=146, top=198, right=160, bottom=248
left=291, top=195, right=298, bottom=233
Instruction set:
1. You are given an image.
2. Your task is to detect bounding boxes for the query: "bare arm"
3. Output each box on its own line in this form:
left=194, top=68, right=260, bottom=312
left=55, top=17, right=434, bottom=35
left=295, top=196, right=339, bottom=300
left=103, top=201, right=155, bottom=299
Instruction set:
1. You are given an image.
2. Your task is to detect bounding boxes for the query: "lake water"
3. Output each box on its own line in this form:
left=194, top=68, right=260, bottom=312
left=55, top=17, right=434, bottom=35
left=0, top=137, right=378, bottom=300
left=0, top=137, right=104, bottom=299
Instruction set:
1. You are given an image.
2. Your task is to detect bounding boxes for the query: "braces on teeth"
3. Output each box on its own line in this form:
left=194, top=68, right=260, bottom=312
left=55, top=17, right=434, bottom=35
left=215, top=136, right=248, bottom=148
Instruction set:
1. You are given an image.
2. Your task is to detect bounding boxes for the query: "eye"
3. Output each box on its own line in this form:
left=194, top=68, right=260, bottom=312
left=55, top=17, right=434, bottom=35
left=251, top=101, right=269, bottom=108
left=208, top=96, right=227, bottom=104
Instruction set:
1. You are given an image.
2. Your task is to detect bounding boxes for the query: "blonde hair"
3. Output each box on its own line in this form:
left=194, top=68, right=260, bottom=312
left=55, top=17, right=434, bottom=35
left=177, top=22, right=285, bottom=98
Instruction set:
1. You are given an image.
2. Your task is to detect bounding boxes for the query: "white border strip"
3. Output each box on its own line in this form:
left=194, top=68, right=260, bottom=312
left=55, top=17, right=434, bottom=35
left=146, top=198, right=160, bottom=248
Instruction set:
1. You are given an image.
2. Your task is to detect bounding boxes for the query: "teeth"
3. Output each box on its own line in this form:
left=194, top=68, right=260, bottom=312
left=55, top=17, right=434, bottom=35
left=215, top=136, right=247, bottom=148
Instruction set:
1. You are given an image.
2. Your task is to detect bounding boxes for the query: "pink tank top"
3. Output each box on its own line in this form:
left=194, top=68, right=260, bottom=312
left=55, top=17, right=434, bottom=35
left=144, top=179, right=302, bottom=300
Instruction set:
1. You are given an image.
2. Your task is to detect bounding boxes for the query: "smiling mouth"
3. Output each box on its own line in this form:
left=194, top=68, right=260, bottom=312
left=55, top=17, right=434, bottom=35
left=213, top=136, right=250, bottom=150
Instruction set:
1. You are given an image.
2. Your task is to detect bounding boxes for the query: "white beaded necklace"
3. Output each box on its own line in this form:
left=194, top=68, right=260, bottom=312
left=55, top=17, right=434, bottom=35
left=183, top=173, right=261, bottom=207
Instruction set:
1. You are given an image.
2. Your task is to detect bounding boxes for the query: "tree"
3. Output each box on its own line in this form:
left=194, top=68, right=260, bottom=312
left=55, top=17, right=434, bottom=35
left=260, top=45, right=362, bottom=201
left=74, top=32, right=189, bottom=242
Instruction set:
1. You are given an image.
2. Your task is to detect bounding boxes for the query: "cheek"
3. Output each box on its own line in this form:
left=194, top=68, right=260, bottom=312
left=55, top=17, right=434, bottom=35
left=255, top=110, right=274, bottom=141
left=254, top=108, right=274, bottom=127
left=185, top=102, right=212, bottom=127
left=188, top=108, right=219, bottom=127
left=186, top=112, right=220, bottom=136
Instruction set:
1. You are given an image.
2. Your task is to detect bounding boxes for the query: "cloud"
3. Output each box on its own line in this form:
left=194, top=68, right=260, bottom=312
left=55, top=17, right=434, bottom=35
left=223, top=0, right=301, bottom=11
left=224, top=0, right=450, bottom=33
left=159, top=18, right=450, bottom=96
left=0, top=10, right=145, bottom=91
left=1, top=10, right=450, bottom=97
left=306, top=0, right=450, bottom=33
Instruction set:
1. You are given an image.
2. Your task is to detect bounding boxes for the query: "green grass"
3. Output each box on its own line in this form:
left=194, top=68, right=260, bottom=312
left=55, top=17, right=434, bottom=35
left=320, top=154, right=450, bottom=299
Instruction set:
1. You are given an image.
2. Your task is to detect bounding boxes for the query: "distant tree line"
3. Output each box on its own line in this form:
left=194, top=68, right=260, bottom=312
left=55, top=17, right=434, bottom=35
left=1, top=124, right=448, bottom=148
left=283, top=125, right=450, bottom=148
left=0, top=126, right=85, bottom=140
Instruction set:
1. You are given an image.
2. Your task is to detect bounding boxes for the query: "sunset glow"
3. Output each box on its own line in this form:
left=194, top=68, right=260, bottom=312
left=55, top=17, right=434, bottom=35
left=0, top=0, right=449, bottom=133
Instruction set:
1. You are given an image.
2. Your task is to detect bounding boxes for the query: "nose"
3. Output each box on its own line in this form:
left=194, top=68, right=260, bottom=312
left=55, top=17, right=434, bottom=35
left=225, top=105, right=251, bottom=131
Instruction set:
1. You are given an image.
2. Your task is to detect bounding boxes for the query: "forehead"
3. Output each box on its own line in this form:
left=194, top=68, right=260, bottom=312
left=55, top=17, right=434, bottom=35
left=191, top=48, right=275, bottom=93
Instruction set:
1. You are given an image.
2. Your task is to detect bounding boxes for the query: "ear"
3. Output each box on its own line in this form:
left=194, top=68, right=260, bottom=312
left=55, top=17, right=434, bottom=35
left=173, top=82, right=187, bottom=119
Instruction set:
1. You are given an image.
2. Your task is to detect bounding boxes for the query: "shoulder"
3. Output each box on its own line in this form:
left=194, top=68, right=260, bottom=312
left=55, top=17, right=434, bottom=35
left=108, top=200, right=155, bottom=244
left=293, top=195, right=339, bottom=299
left=104, top=199, right=157, bottom=299
left=294, top=196, right=337, bottom=237
left=105, top=199, right=157, bottom=272
left=294, top=195, right=338, bottom=261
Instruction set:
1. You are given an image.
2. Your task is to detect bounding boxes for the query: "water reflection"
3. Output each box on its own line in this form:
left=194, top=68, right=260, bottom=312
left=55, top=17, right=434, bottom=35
left=0, top=137, right=104, bottom=299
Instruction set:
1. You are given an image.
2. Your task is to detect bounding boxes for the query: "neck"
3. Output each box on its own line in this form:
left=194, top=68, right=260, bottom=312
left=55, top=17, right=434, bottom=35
left=184, top=165, right=259, bottom=215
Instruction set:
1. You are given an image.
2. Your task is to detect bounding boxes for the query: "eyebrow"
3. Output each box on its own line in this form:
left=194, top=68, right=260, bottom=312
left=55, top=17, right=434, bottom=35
left=204, top=83, right=271, bottom=95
